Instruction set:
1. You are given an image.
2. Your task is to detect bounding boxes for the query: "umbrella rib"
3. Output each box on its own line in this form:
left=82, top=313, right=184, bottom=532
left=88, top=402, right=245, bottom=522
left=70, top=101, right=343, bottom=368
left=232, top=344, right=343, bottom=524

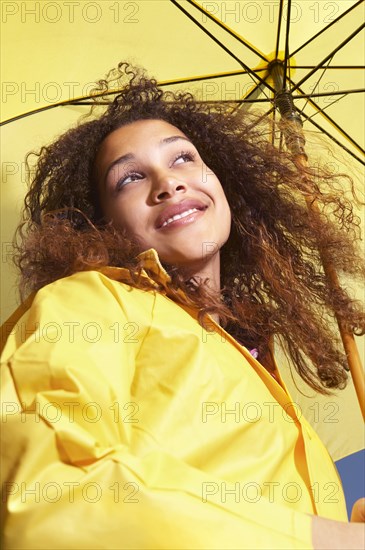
left=0, top=70, right=268, bottom=125
left=232, top=82, right=262, bottom=112
left=157, top=69, right=266, bottom=87
left=241, top=82, right=268, bottom=101
left=282, top=0, right=293, bottom=89
left=180, top=0, right=269, bottom=62
left=287, top=74, right=347, bottom=117
left=290, top=0, right=364, bottom=58
left=309, top=104, right=364, bottom=155
left=169, top=0, right=275, bottom=94
left=305, top=94, right=348, bottom=120
left=0, top=87, right=128, bottom=125
left=0, top=102, right=71, bottom=126
left=296, top=108, right=365, bottom=167
left=294, top=66, right=365, bottom=70
left=2, top=97, right=276, bottom=127
left=291, top=23, right=365, bottom=92
left=275, top=0, right=285, bottom=59
left=72, top=99, right=275, bottom=105
left=73, top=90, right=364, bottom=103
left=230, top=79, right=274, bottom=114
left=293, top=89, right=364, bottom=99
left=300, top=56, right=334, bottom=113
left=287, top=76, right=364, bottom=155
left=288, top=76, right=365, bottom=155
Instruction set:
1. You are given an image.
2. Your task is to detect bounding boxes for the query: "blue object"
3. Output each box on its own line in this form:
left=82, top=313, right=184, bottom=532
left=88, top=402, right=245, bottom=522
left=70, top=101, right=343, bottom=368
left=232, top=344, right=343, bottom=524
left=335, top=448, right=365, bottom=520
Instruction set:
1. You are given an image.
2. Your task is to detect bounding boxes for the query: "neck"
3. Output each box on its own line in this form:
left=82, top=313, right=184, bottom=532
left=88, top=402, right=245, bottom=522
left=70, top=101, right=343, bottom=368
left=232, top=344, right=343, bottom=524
left=180, top=253, right=221, bottom=324
left=182, top=253, right=220, bottom=289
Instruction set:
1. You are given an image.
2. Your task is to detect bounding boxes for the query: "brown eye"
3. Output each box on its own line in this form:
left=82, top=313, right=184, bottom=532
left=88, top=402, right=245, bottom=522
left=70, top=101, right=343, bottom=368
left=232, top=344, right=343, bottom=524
left=116, top=172, right=144, bottom=191
left=172, top=151, right=196, bottom=165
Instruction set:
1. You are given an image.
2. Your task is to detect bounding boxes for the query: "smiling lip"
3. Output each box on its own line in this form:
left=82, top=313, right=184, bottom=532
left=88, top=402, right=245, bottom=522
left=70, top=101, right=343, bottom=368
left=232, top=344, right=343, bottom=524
left=155, top=199, right=208, bottom=230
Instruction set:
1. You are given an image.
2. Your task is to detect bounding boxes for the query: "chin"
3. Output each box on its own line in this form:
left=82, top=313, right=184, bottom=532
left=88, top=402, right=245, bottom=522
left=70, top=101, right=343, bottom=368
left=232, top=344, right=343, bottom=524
left=164, top=249, right=219, bottom=269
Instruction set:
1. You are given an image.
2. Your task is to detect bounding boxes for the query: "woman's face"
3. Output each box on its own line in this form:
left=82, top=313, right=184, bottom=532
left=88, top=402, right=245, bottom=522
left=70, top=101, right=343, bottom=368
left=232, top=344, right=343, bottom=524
left=95, top=119, right=231, bottom=270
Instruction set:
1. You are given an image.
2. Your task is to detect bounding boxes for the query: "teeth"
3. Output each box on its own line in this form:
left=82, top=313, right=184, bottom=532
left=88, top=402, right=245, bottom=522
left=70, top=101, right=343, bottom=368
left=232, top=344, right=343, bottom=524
left=161, top=208, right=199, bottom=228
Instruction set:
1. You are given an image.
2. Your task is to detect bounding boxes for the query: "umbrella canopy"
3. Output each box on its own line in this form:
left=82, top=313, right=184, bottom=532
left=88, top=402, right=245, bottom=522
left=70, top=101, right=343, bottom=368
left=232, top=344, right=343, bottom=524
left=1, top=0, right=364, bottom=516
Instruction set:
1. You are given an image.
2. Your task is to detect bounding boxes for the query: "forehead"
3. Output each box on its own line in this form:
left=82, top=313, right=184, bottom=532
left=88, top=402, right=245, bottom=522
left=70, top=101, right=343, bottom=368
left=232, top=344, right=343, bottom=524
left=97, top=119, right=187, bottom=159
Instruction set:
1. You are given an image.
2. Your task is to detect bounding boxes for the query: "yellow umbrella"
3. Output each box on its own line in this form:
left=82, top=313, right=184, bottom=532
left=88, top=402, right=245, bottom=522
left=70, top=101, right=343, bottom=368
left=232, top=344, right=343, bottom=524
left=1, top=0, right=364, bottom=514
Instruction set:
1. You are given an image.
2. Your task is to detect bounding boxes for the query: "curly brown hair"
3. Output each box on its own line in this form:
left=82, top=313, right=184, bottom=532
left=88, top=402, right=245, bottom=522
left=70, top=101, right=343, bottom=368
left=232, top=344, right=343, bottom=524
left=15, top=62, right=365, bottom=394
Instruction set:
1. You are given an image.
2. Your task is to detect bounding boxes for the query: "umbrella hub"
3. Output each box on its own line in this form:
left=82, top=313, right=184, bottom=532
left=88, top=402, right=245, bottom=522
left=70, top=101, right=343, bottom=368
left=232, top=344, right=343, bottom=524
left=267, top=58, right=286, bottom=91
left=266, top=52, right=296, bottom=86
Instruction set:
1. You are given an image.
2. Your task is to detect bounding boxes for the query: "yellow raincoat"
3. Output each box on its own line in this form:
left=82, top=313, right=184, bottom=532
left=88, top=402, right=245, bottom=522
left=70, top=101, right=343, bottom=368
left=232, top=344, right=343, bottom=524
left=1, top=249, right=348, bottom=549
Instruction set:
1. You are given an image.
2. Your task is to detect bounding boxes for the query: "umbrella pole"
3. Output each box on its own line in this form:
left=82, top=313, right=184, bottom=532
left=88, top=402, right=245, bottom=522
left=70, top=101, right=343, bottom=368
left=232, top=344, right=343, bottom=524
left=271, top=70, right=365, bottom=420
left=298, top=156, right=365, bottom=422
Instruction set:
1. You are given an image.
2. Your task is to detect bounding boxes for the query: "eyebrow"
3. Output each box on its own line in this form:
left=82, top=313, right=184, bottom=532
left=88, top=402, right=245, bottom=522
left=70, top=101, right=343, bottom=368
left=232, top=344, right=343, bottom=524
left=103, top=135, right=193, bottom=185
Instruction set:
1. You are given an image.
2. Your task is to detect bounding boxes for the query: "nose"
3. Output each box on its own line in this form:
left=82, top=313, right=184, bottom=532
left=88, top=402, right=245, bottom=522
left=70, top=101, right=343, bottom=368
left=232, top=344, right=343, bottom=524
left=150, top=173, right=187, bottom=203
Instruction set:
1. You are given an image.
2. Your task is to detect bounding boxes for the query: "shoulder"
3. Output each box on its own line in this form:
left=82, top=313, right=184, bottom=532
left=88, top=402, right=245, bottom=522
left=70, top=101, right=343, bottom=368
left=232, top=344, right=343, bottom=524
left=1, top=270, right=156, bottom=359
left=33, top=269, right=156, bottom=312
left=37, top=268, right=138, bottom=297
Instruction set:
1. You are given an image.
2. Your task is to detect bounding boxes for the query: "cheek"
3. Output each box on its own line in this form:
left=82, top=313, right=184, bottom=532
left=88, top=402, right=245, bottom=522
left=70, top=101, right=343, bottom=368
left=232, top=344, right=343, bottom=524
left=224, top=203, right=232, bottom=233
left=214, top=183, right=231, bottom=219
left=219, top=192, right=232, bottom=236
left=115, top=211, right=137, bottom=233
left=110, top=201, right=149, bottom=237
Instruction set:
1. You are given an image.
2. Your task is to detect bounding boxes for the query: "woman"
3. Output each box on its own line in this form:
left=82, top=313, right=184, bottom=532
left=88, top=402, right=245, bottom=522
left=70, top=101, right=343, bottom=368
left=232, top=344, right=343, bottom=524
left=1, top=62, right=364, bottom=549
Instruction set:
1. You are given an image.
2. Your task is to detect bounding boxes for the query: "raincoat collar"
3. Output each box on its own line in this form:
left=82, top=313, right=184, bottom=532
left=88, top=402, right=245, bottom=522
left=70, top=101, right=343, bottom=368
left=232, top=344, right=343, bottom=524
left=99, top=248, right=173, bottom=292
left=136, top=248, right=172, bottom=286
